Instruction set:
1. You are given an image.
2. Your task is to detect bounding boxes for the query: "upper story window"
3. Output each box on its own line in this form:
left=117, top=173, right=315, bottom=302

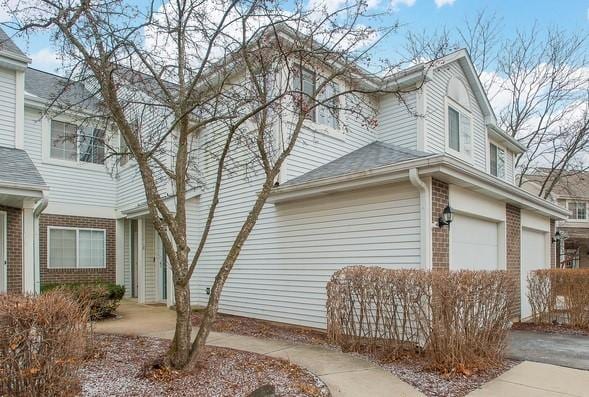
left=293, top=67, right=340, bottom=130
left=490, top=143, right=505, bottom=179
left=50, top=120, right=106, bottom=165
left=445, top=77, right=472, bottom=160
left=568, top=201, right=587, bottom=220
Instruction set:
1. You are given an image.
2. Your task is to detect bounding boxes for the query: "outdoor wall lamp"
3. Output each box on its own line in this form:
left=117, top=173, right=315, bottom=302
left=438, top=205, right=454, bottom=228
left=552, top=230, right=567, bottom=243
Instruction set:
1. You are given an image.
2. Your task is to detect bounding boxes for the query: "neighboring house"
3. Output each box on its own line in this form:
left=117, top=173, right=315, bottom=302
left=0, top=28, right=568, bottom=327
left=522, top=170, right=589, bottom=269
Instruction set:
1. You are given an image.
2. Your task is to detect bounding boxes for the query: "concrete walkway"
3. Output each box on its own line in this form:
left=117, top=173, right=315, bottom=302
left=468, top=361, right=589, bottom=397
left=95, top=300, right=423, bottom=397
left=508, top=330, right=589, bottom=370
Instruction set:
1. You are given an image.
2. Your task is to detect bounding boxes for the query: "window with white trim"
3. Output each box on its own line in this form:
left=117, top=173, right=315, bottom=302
left=48, top=227, right=106, bottom=269
left=50, top=120, right=106, bottom=164
left=447, top=104, right=472, bottom=158
left=568, top=201, right=587, bottom=220
left=293, top=67, right=340, bottom=129
left=490, top=143, right=505, bottom=178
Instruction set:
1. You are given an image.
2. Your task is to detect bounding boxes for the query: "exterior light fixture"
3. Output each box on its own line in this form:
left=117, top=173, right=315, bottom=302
left=438, top=205, right=454, bottom=228
left=552, top=230, right=567, bottom=243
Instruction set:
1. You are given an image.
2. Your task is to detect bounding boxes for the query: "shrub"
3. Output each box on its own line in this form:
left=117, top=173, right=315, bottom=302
left=0, top=292, right=88, bottom=396
left=42, top=282, right=126, bottom=320
left=326, top=266, right=514, bottom=374
left=528, top=269, right=589, bottom=328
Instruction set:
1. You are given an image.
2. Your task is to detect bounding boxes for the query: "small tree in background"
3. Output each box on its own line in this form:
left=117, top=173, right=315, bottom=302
left=2, top=0, right=436, bottom=369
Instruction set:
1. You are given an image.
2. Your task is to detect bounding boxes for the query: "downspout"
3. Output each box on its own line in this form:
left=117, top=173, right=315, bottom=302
left=408, top=168, right=432, bottom=269
left=33, top=192, right=48, bottom=294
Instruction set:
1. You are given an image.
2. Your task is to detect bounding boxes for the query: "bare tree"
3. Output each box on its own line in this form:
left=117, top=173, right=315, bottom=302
left=404, top=10, right=589, bottom=198
left=3, top=0, right=428, bottom=370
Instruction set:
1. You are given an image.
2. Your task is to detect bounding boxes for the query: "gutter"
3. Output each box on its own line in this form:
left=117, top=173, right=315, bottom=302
left=408, top=169, right=432, bottom=269
left=33, top=192, right=49, bottom=294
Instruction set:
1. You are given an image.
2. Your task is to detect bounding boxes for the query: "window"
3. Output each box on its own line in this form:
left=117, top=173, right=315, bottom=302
left=448, top=107, right=460, bottom=151
left=293, top=68, right=340, bottom=129
left=48, top=227, right=106, bottom=269
left=50, top=120, right=106, bottom=164
left=79, top=128, right=105, bottom=164
left=490, top=143, right=505, bottom=178
left=568, top=202, right=587, bottom=220
left=50, top=120, right=77, bottom=161
left=447, top=104, right=472, bottom=158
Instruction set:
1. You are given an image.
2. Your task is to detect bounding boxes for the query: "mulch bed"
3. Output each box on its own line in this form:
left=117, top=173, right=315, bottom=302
left=191, top=311, right=518, bottom=397
left=78, top=334, right=329, bottom=397
left=511, top=322, right=589, bottom=337
left=192, top=310, right=329, bottom=345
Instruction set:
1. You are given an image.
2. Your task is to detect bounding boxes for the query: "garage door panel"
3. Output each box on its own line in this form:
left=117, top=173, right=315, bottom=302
left=451, top=214, right=499, bottom=271
left=521, top=228, right=549, bottom=319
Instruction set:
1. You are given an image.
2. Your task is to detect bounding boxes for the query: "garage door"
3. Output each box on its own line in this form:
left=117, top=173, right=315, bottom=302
left=451, top=214, right=499, bottom=270
left=521, top=228, right=549, bottom=319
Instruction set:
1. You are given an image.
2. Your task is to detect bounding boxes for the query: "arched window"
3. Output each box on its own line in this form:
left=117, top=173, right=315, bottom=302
left=446, top=77, right=472, bottom=160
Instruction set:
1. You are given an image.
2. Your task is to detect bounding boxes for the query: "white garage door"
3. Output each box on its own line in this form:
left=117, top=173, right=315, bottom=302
left=451, top=214, right=499, bottom=270
left=521, top=228, right=549, bottom=319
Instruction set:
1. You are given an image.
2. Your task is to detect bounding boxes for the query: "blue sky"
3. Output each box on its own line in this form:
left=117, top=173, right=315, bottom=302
left=4, top=0, right=589, bottom=73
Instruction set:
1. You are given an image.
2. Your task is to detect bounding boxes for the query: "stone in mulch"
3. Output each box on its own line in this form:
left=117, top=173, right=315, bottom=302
left=78, top=334, right=329, bottom=397
left=192, top=311, right=519, bottom=397
left=511, top=321, right=589, bottom=337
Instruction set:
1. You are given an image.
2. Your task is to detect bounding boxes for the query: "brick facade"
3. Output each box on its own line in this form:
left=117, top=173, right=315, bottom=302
left=1, top=205, right=23, bottom=293
left=431, top=179, right=449, bottom=271
left=39, top=214, right=116, bottom=286
left=506, top=204, right=521, bottom=319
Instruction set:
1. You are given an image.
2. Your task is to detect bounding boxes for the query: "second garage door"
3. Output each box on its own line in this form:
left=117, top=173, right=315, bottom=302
left=521, top=228, right=549, bottom=319
left=451, top=214, right=499, bottom=270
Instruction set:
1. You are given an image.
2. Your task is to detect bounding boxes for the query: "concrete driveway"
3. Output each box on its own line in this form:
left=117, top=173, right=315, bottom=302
left=508, top=330, right=589, bottom=370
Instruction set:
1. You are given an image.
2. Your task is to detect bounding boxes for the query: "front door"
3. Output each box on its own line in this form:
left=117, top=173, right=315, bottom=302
left=130, top=220, right=139, bottom=298
left=0, top=212, right=6, bottom=293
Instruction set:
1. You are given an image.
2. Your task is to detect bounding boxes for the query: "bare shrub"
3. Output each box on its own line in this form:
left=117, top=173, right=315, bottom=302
left=326, top=267, right=514, bottom=374
left=528, top=269, right=589, bottom=328
left=428, top=271, right=513, bottom=373
left=0, top=292, right=88, bottom=396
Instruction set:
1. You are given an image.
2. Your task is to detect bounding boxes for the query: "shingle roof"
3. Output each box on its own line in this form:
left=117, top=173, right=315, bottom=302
left=523, top=170, right=589, bottom=200
left=282, top=141, right=432, bottom=187
left=24, top=68, right=102, bottom=112
left=0, top=28, right=27, bottom=59
left=0, top=146, right=47, bottom=189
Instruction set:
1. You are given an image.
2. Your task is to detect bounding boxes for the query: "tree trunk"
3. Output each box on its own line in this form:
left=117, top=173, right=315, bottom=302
left=167, top=282, right=192, bottom=369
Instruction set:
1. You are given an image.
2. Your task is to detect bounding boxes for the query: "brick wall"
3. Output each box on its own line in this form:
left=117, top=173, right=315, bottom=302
left=1, top=205, right=23, bottom=293
left=432, top=179, right=449, bottom=271
left=39, top=214, right=116, bottom=286
left=506, top=203, right=521, bottom=319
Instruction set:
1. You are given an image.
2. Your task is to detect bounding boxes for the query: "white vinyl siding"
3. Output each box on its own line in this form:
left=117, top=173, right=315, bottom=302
left=376, top=91, right=418, bottom=149
left=0, top=68, right=15, bottom=148
left=425, top=62, right=486, bottom=170
left=24, top=108, right=118, bottom=211
left=48, top=227, right=106, bottom=269
left=190, top=181, right=421, bottom=329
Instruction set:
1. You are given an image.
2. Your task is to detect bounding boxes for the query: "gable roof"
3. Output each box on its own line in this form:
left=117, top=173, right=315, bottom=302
left=0, top=27, right=30, bottom=65
left=0, top=146, right=47, bottom=189
left=281, top=141, right=432, bottom=187
left=523, top=170, right=589, bottom=200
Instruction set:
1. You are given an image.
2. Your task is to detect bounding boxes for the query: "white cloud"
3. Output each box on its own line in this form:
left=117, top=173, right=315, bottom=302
left=434, top=0, right=455, bottom=7
left=29, top=47, right=61, bottom=73
left=390, top=0, right=416, bottom=10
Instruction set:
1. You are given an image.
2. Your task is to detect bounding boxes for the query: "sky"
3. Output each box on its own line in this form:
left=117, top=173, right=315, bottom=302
left=3, top=0, right=588, bottom=74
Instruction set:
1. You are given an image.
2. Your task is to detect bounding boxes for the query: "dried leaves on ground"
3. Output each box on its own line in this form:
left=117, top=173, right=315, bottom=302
left=192, top=310, right=328, bottom=345
left=78, top=334, right=329, bottom=397
left=512, top=322, right=589, bottom=337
